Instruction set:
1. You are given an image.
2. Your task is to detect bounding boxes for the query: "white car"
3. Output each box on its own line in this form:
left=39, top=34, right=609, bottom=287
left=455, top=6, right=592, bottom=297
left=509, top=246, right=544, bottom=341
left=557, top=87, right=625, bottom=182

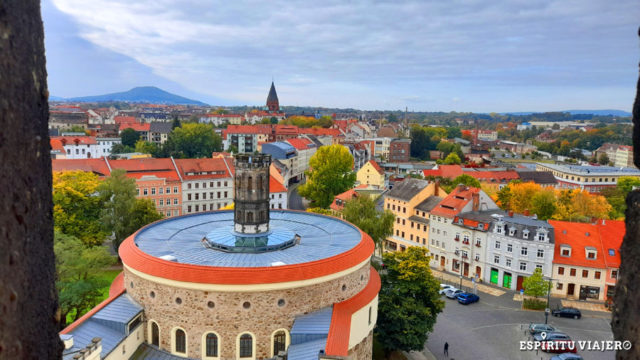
left=439, top=284, right=455, bottom=295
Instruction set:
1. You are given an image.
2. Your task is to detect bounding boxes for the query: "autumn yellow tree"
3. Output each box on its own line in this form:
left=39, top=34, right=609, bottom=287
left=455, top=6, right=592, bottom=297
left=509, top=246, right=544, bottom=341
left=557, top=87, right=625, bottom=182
left=553, top=189, right=611, bottom=222
left=53, top=171, right=108, bottom=246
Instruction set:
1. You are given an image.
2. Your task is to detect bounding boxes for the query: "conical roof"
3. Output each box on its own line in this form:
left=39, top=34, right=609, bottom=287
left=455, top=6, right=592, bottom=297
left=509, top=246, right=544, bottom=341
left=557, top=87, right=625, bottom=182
left=267, top=82, right=279, bottom=104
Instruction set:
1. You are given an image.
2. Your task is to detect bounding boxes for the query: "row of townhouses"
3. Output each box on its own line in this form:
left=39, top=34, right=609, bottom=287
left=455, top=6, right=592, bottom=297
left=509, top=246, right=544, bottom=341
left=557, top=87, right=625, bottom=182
left=52, top=155, right=288, bottom=218
left=381, top=178, right=623, bottom=301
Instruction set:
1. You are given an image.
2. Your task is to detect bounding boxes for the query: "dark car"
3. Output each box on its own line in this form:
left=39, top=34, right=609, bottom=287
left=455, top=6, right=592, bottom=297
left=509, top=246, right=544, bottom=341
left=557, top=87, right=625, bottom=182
left=445, top=289, right=463, bottom=299
left=552, top=307, right=581, bottom=319
left=528, top=323, right=555, bottom=335
left=457, top=292, right=480, bottom=305
left=534, top=332, right=576, bottom=353
left=551, top=353, right=584, bottom=360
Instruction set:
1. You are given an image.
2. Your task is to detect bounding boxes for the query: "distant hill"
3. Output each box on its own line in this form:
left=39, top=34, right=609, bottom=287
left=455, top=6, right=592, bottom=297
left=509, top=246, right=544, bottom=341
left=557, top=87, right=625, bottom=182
left=504, top=110, right=631, bottom=117
left=56, top=86, right=207, bottom=105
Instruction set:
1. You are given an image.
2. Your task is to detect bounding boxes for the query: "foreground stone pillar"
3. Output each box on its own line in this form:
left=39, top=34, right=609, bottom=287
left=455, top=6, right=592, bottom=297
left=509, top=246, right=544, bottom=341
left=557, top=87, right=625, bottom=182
left=0, top=1, right=63, bottom=358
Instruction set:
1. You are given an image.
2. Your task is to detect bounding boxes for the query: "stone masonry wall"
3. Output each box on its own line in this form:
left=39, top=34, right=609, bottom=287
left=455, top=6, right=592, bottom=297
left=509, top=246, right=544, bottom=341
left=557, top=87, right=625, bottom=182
left=124, top=263, right=370, bottom=359
left=347, top=330, right=373, bottom=360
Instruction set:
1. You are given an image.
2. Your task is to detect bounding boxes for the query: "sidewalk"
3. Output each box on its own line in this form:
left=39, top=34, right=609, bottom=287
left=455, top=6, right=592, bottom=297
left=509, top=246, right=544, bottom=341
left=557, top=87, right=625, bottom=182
left=403, top=348, right=436, bottom=360
left=561, top=299, right=610, bottom=313
left=431, top=268, right=506, bottom=297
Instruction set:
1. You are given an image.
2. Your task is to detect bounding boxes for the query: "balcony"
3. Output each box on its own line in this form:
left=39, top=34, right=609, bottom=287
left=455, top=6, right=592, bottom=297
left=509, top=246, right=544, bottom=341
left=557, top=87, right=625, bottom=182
left=462, top=239, right=470, bottom=245
left=475, top=242, right=481, bottom=248
left=454, top=236, right=460, bottom=242
left=462, top=254, right=468, bottom=259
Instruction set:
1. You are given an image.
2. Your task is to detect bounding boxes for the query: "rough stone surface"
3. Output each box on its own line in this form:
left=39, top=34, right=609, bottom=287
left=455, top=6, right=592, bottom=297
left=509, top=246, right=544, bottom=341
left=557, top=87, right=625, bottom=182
left=124, top=263, right=370, bottom=359
left=612, top=26, right=640, bottom=360
left=0, top=1, right=63, bottom=359
left=348, top=330, right=373, bottom=360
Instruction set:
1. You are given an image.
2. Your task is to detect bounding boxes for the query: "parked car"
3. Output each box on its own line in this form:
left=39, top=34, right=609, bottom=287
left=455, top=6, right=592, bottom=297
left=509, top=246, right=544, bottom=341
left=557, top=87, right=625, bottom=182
left=552, top=307, right=582, bottom=319
left=551, top=353, right=584, bottom=360
left=439, top=284, right=454, bottom=295
left=457, top=292, right=480, bottom=305
left=528, top=323, right=555, bottom=335
left=534, top=332, right=576, bottom=353
left=444, top=288, right=463, bottom=299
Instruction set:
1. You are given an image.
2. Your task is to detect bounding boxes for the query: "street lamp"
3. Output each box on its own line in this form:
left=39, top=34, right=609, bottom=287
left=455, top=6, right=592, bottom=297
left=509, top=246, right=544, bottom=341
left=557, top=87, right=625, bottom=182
left=544, top=277, right=553, bottom=324
left=458, top=249, right=464, bottom=290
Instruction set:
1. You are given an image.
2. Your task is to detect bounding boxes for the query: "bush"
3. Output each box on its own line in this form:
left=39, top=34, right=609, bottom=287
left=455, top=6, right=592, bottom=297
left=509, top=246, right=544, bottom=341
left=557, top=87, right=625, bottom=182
left=523, top=298, right=547, bottom=311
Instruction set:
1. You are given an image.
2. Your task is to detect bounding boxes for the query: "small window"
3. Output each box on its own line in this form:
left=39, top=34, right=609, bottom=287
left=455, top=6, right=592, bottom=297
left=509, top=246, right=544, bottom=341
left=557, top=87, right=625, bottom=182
left=243, top=301, right=251, bottom=309
left=558, top=267, right=564, bottom=275
left=582, top=270, right=589, bottom=278
left=612, top=270, right=618, bottom=279
left=537, top=249, right=544, bottom=258
left=595, top=271, right=601, bottom=279
left=570, top=268, right=576, bottom=277
left=151, top=322, right=159, bottom=346
left=273, top=331, right=286, bottom=356
left=205, top=333, right=218, bottom=357
left=239, top=334, right=253, bottom=358
left=521, top=247, right=528, bottom=256
left=519, top=262, right=527, bottom=271
left=175, top=329, right=186, bottom=354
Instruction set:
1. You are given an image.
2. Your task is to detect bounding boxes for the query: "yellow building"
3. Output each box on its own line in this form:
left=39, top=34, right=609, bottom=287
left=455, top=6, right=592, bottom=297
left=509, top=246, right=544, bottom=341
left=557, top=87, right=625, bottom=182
left=383, top=179, right=447, bottom=252
left=357, top=160, right=385, bottom=189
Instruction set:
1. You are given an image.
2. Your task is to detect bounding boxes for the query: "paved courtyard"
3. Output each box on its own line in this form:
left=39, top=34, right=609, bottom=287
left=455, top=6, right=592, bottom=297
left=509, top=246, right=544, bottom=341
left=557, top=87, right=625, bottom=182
left=423, top=288, right=615, bottom=360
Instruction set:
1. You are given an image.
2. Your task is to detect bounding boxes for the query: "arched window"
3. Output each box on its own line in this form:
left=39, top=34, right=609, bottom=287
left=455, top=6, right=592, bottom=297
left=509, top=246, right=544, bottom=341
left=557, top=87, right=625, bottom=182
left=247, top=212, right=253, bottom=223
left=150, top=321, right=159, bottom=347
left=247, top=176, right=252, bottom=191
left=239, top=334, right=252, bottom=358
left=258, top=175, right=263, bottom=190
left=273, top=330, right=286, bottom=356
left=174, top=328, right=186, bottom=354
left=205, top=333, right=218, bottom=357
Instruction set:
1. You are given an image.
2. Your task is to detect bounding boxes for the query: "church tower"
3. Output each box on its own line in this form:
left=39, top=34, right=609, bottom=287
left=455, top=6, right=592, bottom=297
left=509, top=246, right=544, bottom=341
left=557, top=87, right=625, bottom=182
left=266, top=81, right=280, bottom=112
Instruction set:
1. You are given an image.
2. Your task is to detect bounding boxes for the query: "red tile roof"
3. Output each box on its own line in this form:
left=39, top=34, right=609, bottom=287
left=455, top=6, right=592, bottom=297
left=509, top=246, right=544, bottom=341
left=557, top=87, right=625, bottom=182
left=298, top=127, right=342, bottom=137
left=598, top=220, right=624, bottom=268
left=108, top=158, right=181, bottom=181
left=549, top=220, right=607, bottom=269
left=119, top=211, right=375, bottom=285
left=466, top=171, right=519, bottom=182
left=52, top=158, right=111, bottom=176
left=269, top=175, right=287, bottom=193
left=119, top=122, right=150, bottom=132
left=51, top=136, right=97, bottom=145
left=173, top=158, right=231, bottom=180
left=286, top=137, right=313, bottom=150
left=422, top=165, right=463, bottom=179
left=325, top=267, right=381, bottom=356
left=430, top=186, right=480, bottom=218
left=114, top=115, right=136, bottom=124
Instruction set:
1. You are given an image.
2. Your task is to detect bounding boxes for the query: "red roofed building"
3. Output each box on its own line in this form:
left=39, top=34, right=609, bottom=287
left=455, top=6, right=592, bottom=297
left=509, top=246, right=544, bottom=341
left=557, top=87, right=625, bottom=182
left=422, top=164, right=464, bottom=179
left=269, top=175, right=288, bottom=209
left=50, top=136, right=107, bottom=159
left=356, top=160, right=386, bottom=189
left=466, top=170, right=519, bottom=184
left=330, top=184, right=369, bottom=212
left=285, top=137, right=317, bottom=180
left=173, top=157, right=234, bottom=214
left=199, top=113, right=244, bottom=126
left=549, top=219, right=624, bottom=301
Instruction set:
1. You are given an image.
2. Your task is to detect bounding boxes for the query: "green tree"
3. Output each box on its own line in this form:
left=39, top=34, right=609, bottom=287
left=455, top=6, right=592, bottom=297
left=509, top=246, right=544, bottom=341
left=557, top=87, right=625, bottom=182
left=342, top=196, right=395, bottom=256
left=531, top=190, right=557, bottom=220
left=53, top=171, right=108, bottom=246
left=522, top=268, right=550, bottom=298
left=171, top=116, right=181, bottom=129
left=110, top=143, right=135, bottom=154
left=317, top=116, right=334, bottom=128
left=298, top=145, right=356, bottom=208
left=270, top=116, right=278, bottom=124
left=598, top=153, right=610, bottom=165
left=443, top=174, right=480, bottom=192
left=55, top=231, right=116, bottom=326
left=376, top=247, right=445, bottom=353
left=134, top=139, right=158, bottom=155
left=387, top=113, right=398, bottom=123
left=98, top=169, right=163, bottom=252
left=443, top=152, right=461, bottom=164
left=446, top=127, right=462, bottom=139
left=120, top=128, right=140, bottom=147
left=164, top=123, right=222, bottom=158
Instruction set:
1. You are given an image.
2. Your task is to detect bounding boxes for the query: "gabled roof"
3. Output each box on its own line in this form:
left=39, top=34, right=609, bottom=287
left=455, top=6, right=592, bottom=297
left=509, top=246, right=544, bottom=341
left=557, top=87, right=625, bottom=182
left=173, top=158, right=231, bottom=180
left=51, top=136, right=97, bottom=145
left=119, top=122, right=150, bottom=132
left=366, top=160, right=384, bottom=175
left=52, top=158, right=111, bottom=177
left=108, top=158, right=180, bottom=181
left=287, top=137, right=315, bottom=151
left=269, top=175, right=287, bottom=193
left=598, top=220, right=625, bottom=269
left=549, top=220, right=606, bottom=269
left=422, top=165, right=463, bottom=179
left=415, top=195, right=443, bottom=212
left=149, top=121, right=173, bottom=133
left=430, top=185, right=480, bottom=218
left=466, top=170, right=519, bottom=182
left=386, top=178, right=430, bottom=201
left=517, top=171, right=558, bottom=185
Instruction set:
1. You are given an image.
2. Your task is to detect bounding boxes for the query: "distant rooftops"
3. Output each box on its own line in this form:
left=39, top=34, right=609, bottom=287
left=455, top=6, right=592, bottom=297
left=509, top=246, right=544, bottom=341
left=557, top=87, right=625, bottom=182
left=538, top=163, right=640, bottom=175
left=386, top=178, right=430, bottom=201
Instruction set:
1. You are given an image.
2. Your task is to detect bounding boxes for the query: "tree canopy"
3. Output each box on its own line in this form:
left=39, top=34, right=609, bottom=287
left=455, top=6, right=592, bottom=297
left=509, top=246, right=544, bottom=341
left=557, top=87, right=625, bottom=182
left=342, top=195, right=395, bottom=256
left=523, top=268, right=550, bottom=298
left=376, top=247, right=445, bottom=353
left=443, top=152, right=462, bottom=164
left=163, top=123, right=222, bottom=158
left=298, top=145, right=356, bottom=208
left=120, top=128, right=140, bottom=147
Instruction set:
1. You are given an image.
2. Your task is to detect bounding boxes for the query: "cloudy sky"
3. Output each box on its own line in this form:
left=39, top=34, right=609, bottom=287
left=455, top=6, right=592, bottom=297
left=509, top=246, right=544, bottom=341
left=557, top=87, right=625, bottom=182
left=43, top=0, right=638, bottom=112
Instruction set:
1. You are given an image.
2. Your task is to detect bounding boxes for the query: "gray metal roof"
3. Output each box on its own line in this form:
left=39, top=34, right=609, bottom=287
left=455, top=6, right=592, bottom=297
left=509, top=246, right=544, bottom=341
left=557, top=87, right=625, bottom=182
left=386, top=178, right=430, bottom=201
left=62, top=294, right=143, bottom=360
left=287, top=337, right=328, bottom=360
left=517, top=171, right=558, bottom=184
left=537, top=163, right=640, bottom=176
left=415, top=195, right=443, bottom=212
left=495, top=213, right=555, bottom=244
left=408, top=215, right=429, bottom=225
left=134, top=210, right=362, bottom=267
left=130, top=343, right=197, bottom=359
left=149, top=122, right=173, bottom=133
left=291, top=307, right=333, bottom=343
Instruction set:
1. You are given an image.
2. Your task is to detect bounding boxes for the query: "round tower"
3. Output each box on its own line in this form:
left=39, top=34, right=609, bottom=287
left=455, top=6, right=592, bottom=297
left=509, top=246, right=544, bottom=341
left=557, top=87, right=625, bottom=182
left=233, top=153, right=271, bottom=234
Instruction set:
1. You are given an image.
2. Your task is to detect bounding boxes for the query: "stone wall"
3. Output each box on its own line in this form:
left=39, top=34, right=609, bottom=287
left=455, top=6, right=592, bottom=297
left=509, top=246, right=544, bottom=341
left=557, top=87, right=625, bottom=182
left=124, top=262, right=371, bottom=359
left=347, top=330, right=373, bottom=360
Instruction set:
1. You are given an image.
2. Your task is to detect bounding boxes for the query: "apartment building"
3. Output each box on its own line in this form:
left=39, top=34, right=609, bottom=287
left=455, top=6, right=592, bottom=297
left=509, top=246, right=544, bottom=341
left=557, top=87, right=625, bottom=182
left=356, top=160, right=385, bottom=189
left=384, top=179, right=447, bottom=252
left=536, top=163, right=640, bottom=193
left=173, top=158, right=234, bottom=214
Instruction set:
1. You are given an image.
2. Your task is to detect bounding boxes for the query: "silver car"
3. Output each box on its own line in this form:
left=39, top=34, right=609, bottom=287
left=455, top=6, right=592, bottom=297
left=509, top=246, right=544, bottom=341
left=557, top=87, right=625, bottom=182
left=445, top=288, right=463, bottom=299
left=439, top=284, right=454, bottom=295
left=529, top=323, right=555, bottom=335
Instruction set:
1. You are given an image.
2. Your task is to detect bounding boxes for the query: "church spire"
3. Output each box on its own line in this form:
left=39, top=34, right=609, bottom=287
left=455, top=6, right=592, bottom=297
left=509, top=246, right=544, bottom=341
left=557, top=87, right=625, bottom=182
left=266, top=81, right=279, bottom=112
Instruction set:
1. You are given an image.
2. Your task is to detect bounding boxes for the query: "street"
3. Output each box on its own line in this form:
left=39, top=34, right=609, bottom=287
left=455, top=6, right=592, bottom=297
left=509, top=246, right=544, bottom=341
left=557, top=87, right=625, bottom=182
left=424, top=284, right=615, bottom=360
left=287, top=181, right=308, bottom=210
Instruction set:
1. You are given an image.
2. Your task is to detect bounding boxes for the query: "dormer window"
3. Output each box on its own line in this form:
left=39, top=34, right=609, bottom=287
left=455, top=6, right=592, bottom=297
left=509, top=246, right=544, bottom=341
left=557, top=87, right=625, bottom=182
left=560, top=246, right=571, bottom=257
left=495, top=222, right=503, bottom=234
left=536, top=228, right=547, bottom=241
left=523, top=229, right=529, bottom=239
left=586, top=247, right=597, bottom=260
left=509, top=227, right=516, bottom=237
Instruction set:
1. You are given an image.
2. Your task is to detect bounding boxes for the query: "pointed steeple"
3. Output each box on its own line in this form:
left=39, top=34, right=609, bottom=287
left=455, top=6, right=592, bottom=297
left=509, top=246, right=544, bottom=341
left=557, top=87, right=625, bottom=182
left=266, top=81, right=280, bottom=112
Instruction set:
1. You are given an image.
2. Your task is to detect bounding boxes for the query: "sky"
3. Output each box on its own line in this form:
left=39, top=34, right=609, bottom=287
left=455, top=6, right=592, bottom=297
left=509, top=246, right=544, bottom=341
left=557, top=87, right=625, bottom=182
left=43, top=0, right=639, bottom=112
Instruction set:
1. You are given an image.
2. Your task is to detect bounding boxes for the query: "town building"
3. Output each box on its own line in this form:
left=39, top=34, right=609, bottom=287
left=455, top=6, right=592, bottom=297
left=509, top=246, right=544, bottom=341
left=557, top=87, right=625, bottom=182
left=384, top=179, right=447, bottom=252
left=269, top=175, right=288, bottom=210
left=428, top=186, right=498, bottom=281
left=51, top=136, right=119, bottom=159
left=388, top=139, right=411, bottom=163
left=173, top=157, right=234, bottom=214
left=615, top=145, right=634, bottom=168
left=356, top=160, right=385, bottom=189
left=199, top=113, right=244, bottom=126
left=286, top=138, right=317, bottom=182
left=60, top=154, right=379, bottom=360
left=485, top=212, right=555, bottom=291
left=147, top=122, right=173, bottom=145
left=535, top=163, right=640, bottom=193
left=516, top=170, right=558, bottom=188
left=261, top=142, right=297, bottom=185
left=48, top=106, right=89, bottom=130
left=549, top=220, right=624, bottom=301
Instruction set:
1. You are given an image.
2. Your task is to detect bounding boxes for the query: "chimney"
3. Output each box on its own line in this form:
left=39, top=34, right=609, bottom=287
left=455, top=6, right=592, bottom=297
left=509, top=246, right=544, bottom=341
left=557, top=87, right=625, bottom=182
left=472, top=193, right=479, bottom=212
left=602, top=219, right=606, bottom=225
left=523, top=209, right=530, bottom=216
left=591, top=217, right=597, bottom=224
left=434, top=180, right=440, bottom=196
left=508, top=210, right=514, bottom=217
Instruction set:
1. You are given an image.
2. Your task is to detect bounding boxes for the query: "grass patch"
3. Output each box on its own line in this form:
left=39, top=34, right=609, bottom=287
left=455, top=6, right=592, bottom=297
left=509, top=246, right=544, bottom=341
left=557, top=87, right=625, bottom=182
left=523, top=298, right=547, bottom=311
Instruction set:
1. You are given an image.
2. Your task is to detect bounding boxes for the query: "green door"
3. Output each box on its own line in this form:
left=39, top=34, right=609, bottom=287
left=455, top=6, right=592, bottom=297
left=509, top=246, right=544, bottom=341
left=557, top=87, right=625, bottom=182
left=503, top=272, right=512, bottom=289
left=490, top=269, right=499, bottom=284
